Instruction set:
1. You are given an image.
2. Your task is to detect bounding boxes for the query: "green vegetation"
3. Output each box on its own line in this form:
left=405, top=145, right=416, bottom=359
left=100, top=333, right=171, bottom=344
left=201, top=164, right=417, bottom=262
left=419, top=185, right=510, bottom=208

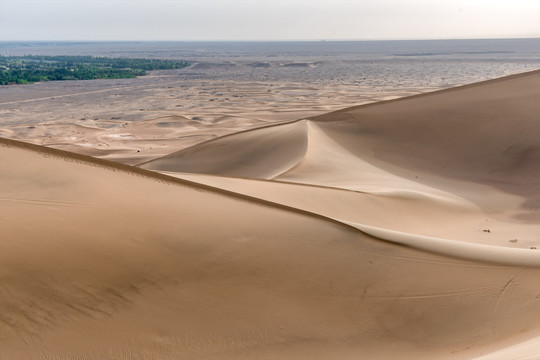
left=0, top=55, right=190, bottom=85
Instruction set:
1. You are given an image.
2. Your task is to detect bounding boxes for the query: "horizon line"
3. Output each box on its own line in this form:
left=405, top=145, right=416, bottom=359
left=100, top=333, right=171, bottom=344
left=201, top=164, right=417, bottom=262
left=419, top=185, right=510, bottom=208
left=2, top=36, right=540, bottom=43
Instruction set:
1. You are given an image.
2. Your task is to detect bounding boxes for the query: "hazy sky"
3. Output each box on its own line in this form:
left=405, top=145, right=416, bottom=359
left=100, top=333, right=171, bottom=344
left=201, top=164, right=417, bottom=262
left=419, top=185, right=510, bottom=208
left=1, top=0, right=539, bottom=41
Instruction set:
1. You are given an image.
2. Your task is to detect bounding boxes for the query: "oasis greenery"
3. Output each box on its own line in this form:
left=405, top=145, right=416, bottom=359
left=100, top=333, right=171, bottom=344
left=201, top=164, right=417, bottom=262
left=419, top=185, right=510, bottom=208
left=0, top=55, right=190, bottom=84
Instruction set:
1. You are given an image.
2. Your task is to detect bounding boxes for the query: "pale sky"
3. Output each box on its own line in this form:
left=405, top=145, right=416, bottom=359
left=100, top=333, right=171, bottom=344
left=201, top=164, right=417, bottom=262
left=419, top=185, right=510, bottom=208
left=1, top=0, right=539, bottom=41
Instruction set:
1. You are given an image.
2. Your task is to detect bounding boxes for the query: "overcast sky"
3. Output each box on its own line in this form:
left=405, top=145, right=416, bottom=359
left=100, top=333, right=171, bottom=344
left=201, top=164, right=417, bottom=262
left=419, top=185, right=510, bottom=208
left=1, top=0, right=539, bottom=41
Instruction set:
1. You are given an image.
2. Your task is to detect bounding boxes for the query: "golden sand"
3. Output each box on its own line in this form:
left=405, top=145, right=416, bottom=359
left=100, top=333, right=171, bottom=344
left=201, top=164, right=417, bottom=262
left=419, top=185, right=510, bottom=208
left=2, top=70, right=540, bottom=359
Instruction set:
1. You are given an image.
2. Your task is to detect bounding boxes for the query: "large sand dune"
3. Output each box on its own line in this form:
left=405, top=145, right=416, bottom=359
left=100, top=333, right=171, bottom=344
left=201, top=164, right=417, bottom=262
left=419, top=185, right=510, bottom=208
left=3, top=70, right=540, bottom=359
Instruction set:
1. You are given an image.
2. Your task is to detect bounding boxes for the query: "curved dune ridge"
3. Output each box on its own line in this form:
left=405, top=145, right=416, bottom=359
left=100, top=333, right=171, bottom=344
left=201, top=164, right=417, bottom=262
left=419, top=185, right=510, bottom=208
left=2, top=70, right=540, bottom=359
left=139, top=120, right=309, bottom=179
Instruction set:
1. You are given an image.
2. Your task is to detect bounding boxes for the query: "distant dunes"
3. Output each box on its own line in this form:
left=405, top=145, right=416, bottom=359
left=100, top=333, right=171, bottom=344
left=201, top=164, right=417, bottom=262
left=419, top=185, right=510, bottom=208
left=2, top=70, right=540, bottom=359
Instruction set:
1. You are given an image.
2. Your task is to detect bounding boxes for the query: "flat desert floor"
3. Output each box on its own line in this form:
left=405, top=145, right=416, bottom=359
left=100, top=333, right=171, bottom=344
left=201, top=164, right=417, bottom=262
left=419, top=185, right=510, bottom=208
left=2, top=68, right=540, bottom=359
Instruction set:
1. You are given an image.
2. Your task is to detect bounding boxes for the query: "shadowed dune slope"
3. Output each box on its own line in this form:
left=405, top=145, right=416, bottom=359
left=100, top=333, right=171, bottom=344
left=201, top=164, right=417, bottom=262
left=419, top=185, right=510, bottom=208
left=139, top=120, right=308, bottom=179
left=3, top=138, right=540, bottom=359
left=307, top=70, right=540, bottom=205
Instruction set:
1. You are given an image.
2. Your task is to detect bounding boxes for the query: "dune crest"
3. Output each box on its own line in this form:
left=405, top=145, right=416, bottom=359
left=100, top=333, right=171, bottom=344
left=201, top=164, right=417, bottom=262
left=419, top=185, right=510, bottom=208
left=140, top=120, right=309, bottom=179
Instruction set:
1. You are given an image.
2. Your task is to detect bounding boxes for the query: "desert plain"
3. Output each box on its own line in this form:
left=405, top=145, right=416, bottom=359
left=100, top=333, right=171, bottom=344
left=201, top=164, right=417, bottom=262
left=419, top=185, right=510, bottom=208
left=2, top=41, right=540, bottom=359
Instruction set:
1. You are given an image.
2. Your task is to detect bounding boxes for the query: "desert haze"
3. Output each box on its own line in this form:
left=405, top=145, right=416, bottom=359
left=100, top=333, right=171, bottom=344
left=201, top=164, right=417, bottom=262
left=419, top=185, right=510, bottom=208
left=1, top=68, right=540, bottom=359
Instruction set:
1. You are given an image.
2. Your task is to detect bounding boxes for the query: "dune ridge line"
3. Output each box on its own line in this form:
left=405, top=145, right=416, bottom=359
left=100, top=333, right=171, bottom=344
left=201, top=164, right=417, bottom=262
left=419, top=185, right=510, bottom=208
left=7, top=135, right=539, bottom=266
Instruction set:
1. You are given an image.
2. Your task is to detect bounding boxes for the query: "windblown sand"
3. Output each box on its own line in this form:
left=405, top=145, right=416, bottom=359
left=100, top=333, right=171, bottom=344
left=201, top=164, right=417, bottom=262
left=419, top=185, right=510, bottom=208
left=2, top=70, right=540, bottom=359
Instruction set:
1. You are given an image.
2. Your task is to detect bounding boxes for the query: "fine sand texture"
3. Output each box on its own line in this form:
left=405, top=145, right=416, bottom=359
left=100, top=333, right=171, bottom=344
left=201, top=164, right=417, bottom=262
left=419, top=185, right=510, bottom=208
left=3, top=70, right=540, bottom=359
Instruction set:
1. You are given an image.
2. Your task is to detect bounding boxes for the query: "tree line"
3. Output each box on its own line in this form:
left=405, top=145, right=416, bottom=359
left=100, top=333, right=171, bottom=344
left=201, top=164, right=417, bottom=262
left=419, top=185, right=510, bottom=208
left=0, top=55, right=190, bottom=84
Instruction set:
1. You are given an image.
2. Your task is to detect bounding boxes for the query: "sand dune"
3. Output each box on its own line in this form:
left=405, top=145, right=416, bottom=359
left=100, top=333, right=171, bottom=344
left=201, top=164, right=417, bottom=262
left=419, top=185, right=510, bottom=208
left=3, top=70, right=540, bottom=359
left=140, top=120, right=308, bottom=179
left=144, top=70, right=540, bottom=247
left=143, top=70, right=540, bottom=197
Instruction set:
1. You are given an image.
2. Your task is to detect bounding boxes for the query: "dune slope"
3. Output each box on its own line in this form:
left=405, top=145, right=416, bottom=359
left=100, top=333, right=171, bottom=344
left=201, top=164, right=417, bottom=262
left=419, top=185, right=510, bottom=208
left=139, top=120, right=308, bottom=179
left=2, top=138, right=540, bottom=359
left=308, top=70, right=540, bottom=210
left=134, top=70, right=540, bottom=359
